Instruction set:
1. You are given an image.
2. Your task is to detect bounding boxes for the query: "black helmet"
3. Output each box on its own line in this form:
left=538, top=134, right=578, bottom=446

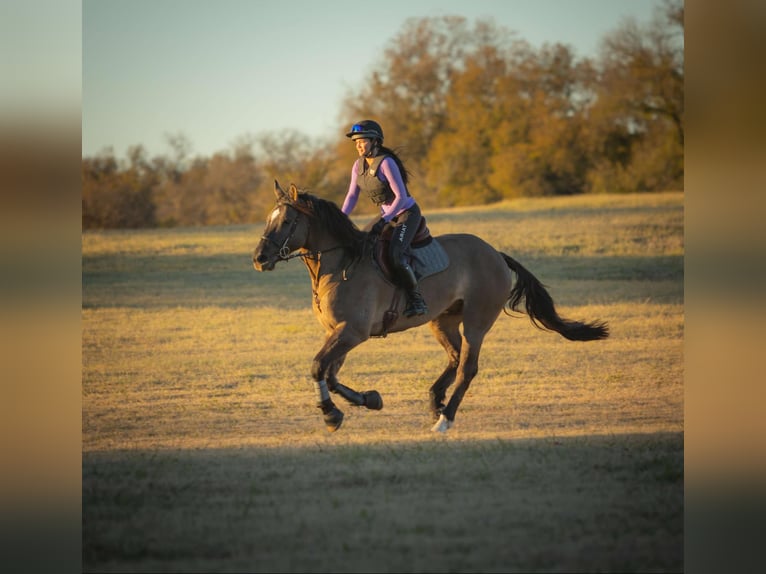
left=346, top=120, right=384, bottom=141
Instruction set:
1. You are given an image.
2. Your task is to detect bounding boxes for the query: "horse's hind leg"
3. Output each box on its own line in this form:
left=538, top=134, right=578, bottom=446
left=432, top=298, right=502, bottom=432
left=428, top=314, right=463, bottom=421
left=432, top=328, right=486, bottom=433
left=327, top=356, right=383, bottom=410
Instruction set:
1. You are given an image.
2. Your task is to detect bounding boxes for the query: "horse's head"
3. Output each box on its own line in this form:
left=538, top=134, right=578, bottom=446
left=252, top=181, right=311, bottom=271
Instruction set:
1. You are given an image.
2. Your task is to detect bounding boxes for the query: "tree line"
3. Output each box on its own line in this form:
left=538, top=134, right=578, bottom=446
left=83, top=0, right=683, bottom=229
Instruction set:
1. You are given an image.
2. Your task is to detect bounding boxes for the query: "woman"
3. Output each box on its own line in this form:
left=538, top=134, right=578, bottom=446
left=341, top=120, right=428, bottom=317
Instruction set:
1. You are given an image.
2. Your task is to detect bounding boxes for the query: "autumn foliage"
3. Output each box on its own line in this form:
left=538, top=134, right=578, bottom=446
left=83, top=1, right=683, bottom=229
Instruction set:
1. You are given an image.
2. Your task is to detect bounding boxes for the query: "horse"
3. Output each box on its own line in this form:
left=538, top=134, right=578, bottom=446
left=252, top=181, right=609, bottom=433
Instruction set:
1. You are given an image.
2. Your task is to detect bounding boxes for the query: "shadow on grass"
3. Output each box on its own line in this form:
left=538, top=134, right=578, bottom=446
left=82, top=252, right=682, bottom=309
left=426, top=201, right=682, bottom=224
left=82, top=253, right=312, bottom=309
left=82, top=431, right=683, bottom=573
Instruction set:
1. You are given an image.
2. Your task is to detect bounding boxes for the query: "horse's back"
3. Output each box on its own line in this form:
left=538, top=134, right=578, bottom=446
left=435, top=233, right=508, bottom=268
left=430, top=233, right=513, bottom=298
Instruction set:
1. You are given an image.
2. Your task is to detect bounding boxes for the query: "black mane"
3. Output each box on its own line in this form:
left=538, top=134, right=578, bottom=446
left=296, top=191, right=367, bottom=259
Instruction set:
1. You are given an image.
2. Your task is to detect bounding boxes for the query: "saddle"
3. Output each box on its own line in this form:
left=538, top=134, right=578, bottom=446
left=370, top=216, right=450, bottom=337
left=373, top=216, right=433, bottom=282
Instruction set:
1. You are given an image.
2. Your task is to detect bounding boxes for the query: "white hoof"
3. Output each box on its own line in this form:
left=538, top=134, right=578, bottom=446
left=431, top=414, right=453, bottom=433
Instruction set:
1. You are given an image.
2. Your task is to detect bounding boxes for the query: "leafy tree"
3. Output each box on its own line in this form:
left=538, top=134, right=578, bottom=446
left=160, top=143, right=263, bottom=227
left=426, top=39, right=591, bottom=203
left=488, top=43, right=592, bottom=198
left=82, top=146, right=157, bottom=229
left=82, top=4, right=685, bottom=229
left=425, top=42, right=510, bottom=205
left=338, top=5, right=683, bottom=201
left=339, top=17, right=514, bottom=204
left=585, top=0, right=684, bottom=192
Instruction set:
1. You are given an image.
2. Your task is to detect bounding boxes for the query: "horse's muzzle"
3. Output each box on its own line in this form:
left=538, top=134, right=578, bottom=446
left=252, top=249, right=276, bottom=271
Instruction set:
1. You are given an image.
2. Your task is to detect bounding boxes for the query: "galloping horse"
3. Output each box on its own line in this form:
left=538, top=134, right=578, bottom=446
left=253, top=181, right=609, bottom=433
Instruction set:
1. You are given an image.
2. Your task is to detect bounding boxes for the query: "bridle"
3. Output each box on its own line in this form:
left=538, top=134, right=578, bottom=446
left=259, top=202, right=303, bottom=260
left=261, top=200, right=345, bottom=262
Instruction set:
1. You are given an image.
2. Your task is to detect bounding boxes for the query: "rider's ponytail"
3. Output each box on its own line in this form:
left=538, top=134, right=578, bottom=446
left=378, top=146, right=410, bottom=186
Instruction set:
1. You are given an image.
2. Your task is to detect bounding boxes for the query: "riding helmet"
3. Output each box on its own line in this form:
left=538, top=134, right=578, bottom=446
left=346, top=120, right=384, bottom=141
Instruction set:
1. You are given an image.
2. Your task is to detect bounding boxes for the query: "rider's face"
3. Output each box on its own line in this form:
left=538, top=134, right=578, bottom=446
left=355, top=137, right=373, bottom=157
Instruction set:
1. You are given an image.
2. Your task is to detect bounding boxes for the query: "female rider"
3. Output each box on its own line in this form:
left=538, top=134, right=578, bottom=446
left=341, top=120, right=428, bottom=317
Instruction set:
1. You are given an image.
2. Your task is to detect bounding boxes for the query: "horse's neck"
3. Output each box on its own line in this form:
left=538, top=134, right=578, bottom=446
left=301, top=228, right=348, bottom=278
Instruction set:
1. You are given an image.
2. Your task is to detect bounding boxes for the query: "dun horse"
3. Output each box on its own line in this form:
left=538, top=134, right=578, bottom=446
left=253, top=181, right=609, bottom=433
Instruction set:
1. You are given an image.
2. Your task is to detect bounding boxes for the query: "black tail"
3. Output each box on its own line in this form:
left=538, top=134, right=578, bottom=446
left=501, top=253, right=609, bottom=341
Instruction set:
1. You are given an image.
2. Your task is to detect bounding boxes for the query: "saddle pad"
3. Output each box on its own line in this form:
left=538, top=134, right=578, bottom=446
left=411, top=238, right=450, bottom=280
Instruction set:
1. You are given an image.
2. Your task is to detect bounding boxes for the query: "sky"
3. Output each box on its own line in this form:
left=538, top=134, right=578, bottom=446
left=82, top=0, right=663, bottom=159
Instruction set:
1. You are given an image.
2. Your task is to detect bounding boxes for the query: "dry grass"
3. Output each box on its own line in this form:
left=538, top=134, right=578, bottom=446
left=82, top=191, right=683, bottom=572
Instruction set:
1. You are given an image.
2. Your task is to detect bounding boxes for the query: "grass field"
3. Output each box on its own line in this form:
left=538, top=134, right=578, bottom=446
left=82, top=191, right=684, bottom=572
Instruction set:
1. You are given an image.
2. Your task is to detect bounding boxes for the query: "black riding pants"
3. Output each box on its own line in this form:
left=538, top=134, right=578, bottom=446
left=387, top=203, right=422, bottom=272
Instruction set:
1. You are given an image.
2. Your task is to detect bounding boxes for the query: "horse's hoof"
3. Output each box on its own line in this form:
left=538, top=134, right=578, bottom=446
left=363, top=390, right=383, bottom=410
left=431, top=414, right=453, bottom=433
left=323, top=407, right=344, bottom=432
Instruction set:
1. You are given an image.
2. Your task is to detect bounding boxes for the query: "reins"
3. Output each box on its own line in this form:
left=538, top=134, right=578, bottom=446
left=282, top=245, right=346, bottom=262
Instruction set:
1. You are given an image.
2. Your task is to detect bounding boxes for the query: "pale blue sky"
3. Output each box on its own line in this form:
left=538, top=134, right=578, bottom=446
left=82, top=0, right=663, bottom=159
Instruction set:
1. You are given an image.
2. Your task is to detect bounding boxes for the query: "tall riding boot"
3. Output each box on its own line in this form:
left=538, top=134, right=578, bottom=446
left=398, top=263, right=428, bottom=317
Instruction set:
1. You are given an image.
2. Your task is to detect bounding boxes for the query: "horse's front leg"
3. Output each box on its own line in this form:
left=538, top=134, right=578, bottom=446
left=311, top=326, right=367, bottom=432
left=327, top=356, right=383, bottom=411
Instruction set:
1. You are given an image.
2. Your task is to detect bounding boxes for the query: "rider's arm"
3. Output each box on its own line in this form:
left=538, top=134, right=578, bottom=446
left=341, top=160, right=362, bottom=216
left=378, top=157, right=414, bottom=221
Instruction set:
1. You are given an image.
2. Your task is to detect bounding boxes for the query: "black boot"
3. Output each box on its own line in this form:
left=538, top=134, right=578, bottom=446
left=398, top=263, right=428, bottom=317
left=405, top=290, right=428, bottom=317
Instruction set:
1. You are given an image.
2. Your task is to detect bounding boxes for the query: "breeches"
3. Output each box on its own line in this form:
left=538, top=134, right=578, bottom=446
left=388, top=203, right=422, bottom=270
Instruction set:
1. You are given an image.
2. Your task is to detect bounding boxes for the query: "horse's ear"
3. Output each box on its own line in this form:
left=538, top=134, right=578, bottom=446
left=288, top=183, right=299, bottom=203
left=274, top=179, right=288, bottom=202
